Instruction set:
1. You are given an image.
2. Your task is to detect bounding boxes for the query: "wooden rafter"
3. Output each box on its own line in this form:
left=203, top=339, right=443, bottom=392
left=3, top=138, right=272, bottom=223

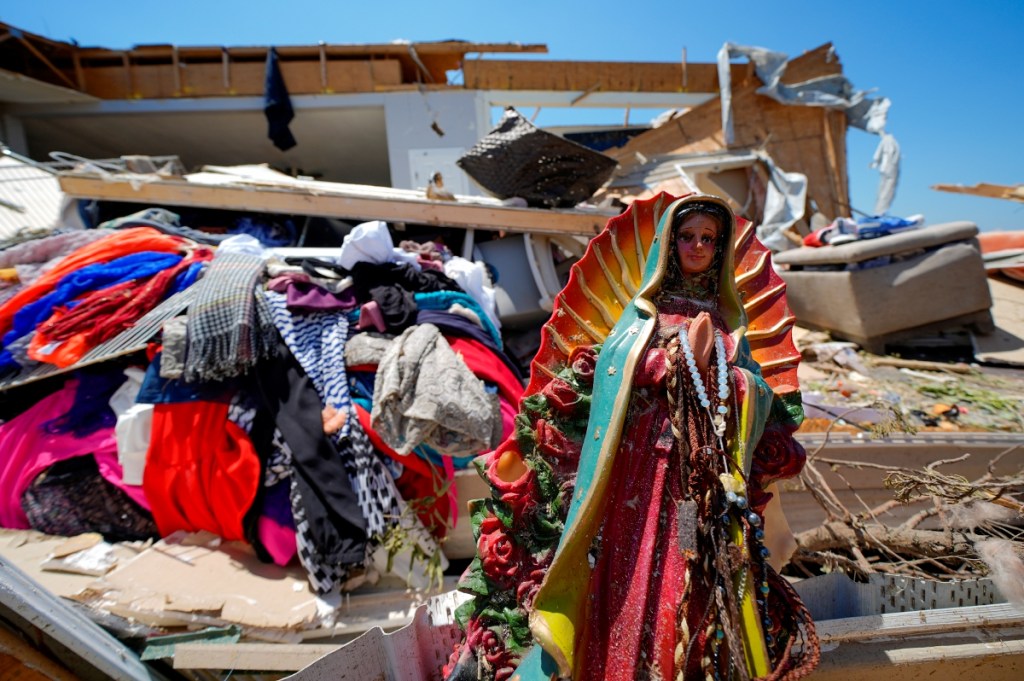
left=932, top=183, right=1024, bottom=204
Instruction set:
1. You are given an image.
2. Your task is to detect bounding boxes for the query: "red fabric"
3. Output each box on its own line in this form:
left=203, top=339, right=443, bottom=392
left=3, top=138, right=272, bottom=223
left=444, top=336, right=524, bottom=406
left=142, top=401, right=261, bottom=541
left=29, top=249, right=213, bottom=368
left=0, top=228, right=185, bottom=337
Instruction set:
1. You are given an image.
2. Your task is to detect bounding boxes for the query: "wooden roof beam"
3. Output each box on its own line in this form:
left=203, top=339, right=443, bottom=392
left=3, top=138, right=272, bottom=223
left=74, top=42, right=547, bottom=62
left=464, top=59, right=755, bottom=94
left=932, top=183, right=1024, bottom=204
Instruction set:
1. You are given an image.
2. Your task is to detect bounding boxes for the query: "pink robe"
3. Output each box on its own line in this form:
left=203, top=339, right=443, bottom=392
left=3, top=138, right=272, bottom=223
left=0, top=380, right=146, bottom=529
left=577, top=311, right=746, bottom=680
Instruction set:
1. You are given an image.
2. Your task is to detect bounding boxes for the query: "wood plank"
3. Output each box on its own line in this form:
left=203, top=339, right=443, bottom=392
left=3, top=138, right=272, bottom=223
left=0, top=626, right=82, bottom=681
left=823, top=109, right=850, bottom=215
left=778, top=43, right=843, bottom=84
left=173, top=643, right=340, bottom=671
left=605, top=43, right=850, bottom=220
left=181, top=62, right=261, bottom=96
left=932, top=183, right=1024, bottom=203
left=57, top=174, right=614, bottom=236
left=816, top=602, right=1024, bottom=643
left=464, top=59, right=747, bottom=94
left=811, top=627, right=1024, bottom=680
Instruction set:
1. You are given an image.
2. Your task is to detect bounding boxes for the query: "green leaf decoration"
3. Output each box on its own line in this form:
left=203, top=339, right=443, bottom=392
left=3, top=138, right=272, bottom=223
left=457, top=557, right=491, bottom=597
left=504, top=607, right=533, bottom=650
left=493, top=499, right=515, bottom=528
left=454, top=598, right=476, bottom=630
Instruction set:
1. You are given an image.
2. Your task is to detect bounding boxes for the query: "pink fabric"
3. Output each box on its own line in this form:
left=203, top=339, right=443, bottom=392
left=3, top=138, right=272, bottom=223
left=0, top=380, right=147, bottom=529
left=418, top=257, right=445, bottom=272
left=257, top=516, right=298, bottom=566
left=357, top=300, right=387, bottom=332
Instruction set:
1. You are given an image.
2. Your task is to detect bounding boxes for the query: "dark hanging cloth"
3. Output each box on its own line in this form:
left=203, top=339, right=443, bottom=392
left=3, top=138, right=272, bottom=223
left=253, top=338, right=367, bottom=580
left=99, top=208, right=230, bottom=246
left=264, top=47, right=297, bottom=151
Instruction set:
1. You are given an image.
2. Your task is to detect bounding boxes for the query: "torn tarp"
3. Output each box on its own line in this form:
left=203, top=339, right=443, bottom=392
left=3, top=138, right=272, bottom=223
left=717, top=43, right=899, bottom=214
left=754, top=151, right=807, bottom=252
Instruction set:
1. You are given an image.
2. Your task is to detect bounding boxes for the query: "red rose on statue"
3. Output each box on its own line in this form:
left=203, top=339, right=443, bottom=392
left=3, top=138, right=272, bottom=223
left=477, top=516, right=525, bottom=588
left=516, top=566, right=549, bottom=608
left=569, top=345, right=598, bottom=385
left=751, top=423, right=807, bottom=488
left=541, top=378, right=580, bottom=415
left=747, top=485, right=774, bottom=515
left=467, top=619, right=515, bottom=681
left=485, top=448, right=538, bottom=518
left=535, top=418, right=582, bottom=464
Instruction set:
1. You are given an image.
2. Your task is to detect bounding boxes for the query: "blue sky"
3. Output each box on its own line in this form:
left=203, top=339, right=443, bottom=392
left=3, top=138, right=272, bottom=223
left=3, top=1, right=1022, bottom=230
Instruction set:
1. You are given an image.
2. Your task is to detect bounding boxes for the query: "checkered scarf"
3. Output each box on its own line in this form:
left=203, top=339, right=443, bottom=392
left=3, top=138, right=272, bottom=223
left=183, top=251, right=276, bottom=382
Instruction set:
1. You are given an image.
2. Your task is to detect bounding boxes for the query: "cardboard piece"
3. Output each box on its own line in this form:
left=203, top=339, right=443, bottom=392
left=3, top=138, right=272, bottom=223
left=74, top=531, right=319, bottom=631
left=0, top=529, right=138, bottom=598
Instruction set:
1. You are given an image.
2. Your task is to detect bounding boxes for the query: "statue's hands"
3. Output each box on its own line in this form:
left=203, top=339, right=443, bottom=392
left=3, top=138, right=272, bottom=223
left=688, top=311, right=714, bottom=374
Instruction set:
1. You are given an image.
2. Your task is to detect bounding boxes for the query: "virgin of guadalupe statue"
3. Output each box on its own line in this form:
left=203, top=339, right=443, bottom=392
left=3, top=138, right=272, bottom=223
left=445, top=194, right=818, bottom=681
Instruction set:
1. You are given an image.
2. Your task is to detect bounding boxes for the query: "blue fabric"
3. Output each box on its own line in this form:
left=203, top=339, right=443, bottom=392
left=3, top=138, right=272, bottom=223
left=4, top=252, right=182, bottom=347
left=348, top=371, right=376, bottom=403
left=413, top=291, right=502, bottom=349
left=170, top=260, right=205, bottom=295
left=135, top=353, right=234, bottom=404
left=855, top=214, right=922, bottom=239
left=262, top=478, right=296, bottom=529
left=0, top=356, right=15, bottom=375
left=264, top=47, right=296, bottom=151
left=42, top=369, right=126, bottom=437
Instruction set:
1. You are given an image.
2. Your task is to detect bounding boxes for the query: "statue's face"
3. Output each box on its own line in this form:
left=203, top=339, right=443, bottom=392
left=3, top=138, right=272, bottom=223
left=675, top=213, right=720, bottom=274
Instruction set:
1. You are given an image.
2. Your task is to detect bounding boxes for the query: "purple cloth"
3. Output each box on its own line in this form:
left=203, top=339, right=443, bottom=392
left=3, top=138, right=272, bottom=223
left=267, top=274, right=357, bottom=312
left=286, top=280, right=357, bottom=312
left=0, top=380, right=148, bottom=529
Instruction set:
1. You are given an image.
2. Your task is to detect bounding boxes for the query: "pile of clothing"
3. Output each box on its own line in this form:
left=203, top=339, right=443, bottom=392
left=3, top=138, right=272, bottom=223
left=802, top=213, right=926, bottom=247
left=0, top=212, right=523, bottom=597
